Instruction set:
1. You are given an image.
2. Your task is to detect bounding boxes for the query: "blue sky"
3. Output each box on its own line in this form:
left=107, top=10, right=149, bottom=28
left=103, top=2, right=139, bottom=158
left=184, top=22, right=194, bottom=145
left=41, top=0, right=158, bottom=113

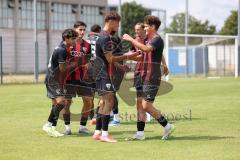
left=108, top=0, right=238, bottom=31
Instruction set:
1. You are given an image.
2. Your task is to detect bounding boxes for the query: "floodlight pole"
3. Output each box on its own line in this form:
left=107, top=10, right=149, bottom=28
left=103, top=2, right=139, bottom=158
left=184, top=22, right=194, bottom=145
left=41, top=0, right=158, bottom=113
left=185, top=0, right=189, bottom=77
left=33, top=0, right=39, bottom=83
left=118, top=0, right=122, bottom=36
left=238, top=0, right=240, bottom=77
left=0, top=36, right=2, bottom=84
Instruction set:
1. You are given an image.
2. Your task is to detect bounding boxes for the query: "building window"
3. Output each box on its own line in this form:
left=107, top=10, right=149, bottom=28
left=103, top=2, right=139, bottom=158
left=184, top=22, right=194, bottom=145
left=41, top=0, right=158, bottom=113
left=108, top=6, right=117, bottom=12
left=51, top=3, right=77, bottom=30
left=0, top=0, right=14, bottom=28
left=18, top=0, right=46, bottom=29
left=80, top=5, right=105, bottom=31
left=37, top=1, right=47, bottom=29
left=18, top=0, right=33, bottom=29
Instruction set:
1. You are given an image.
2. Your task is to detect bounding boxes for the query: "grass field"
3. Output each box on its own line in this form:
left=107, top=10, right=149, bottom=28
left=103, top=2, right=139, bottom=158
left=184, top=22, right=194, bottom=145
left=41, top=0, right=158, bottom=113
left=0, top=78, right=240, bottom=160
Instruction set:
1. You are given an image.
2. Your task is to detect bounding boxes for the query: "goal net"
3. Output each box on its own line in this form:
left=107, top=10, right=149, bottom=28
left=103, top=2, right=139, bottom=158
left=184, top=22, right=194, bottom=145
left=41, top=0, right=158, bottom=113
left=165, top=33, right=238, bottom=78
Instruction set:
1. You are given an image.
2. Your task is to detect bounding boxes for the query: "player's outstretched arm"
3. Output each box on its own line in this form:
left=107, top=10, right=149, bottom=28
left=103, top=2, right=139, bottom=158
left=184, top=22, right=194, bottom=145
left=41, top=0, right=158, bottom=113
left=104, top=51, right=139, bottom=63
left=122, top=34, right=153, bottom=53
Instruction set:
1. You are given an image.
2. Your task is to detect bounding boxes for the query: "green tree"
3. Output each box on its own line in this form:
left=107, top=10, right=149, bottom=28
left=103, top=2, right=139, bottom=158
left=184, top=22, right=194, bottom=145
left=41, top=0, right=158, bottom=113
left=220, top=10, right=237, bottom=35
left=166, top=12, right=216, bottom=45
left=165, top=12, right=216, bottom=34
left=121, top=2, right=150, bottom=36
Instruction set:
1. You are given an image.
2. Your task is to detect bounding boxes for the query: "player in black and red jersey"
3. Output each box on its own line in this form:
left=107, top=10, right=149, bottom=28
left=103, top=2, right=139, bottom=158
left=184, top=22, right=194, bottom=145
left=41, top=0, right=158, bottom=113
left=123, top=15, right=174, bottom=140
left=92, top=12, right=140, bottom=143
left=63, top=21, right=94, bottom=135
left=86, top=24, right=102, bottom=125
left=42, top=29, right=78, bottom=137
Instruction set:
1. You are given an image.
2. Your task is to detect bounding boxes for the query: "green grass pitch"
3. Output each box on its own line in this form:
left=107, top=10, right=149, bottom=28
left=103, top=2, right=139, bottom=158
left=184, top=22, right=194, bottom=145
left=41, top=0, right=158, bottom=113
left=0, top=78, right=240, bottom=160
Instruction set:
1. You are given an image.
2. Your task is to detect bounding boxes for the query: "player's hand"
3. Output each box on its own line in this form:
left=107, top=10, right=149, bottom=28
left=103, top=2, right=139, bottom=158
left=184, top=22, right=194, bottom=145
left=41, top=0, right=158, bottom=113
left=82, top=63, right=94, bottom=82
left=122, top=34, right=134, bottom=42
left=132, top=54, right=142, bottom=61
left=125, top=51, right=139, bottom=60
left=161, top=65, right=169, bottom=76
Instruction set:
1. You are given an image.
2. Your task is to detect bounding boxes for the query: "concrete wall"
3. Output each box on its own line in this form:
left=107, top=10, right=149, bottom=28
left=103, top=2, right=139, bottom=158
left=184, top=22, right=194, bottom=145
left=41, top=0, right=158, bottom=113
left=0, top=29, right=16, bottom=73
left=0, top=0, right=107, bottom=73
left=0, top=29, right=63, bottom=73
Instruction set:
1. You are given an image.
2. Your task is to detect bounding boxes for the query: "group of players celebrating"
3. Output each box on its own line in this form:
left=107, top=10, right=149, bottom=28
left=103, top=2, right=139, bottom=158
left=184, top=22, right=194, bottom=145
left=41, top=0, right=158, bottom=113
left=42, top=12, right=175, bottom=143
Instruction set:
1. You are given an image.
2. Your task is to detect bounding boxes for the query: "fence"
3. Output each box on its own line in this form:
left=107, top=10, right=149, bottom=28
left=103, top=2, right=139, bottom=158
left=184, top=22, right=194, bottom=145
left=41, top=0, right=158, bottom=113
left=165, top=33, right=238, bottom=78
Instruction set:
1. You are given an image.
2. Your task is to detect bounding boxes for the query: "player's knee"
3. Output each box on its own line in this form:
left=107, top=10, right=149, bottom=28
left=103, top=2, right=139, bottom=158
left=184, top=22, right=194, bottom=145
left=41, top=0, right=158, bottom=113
left=99, top=99, right=104, bottom=108
left=142, top=100, right=149, bottom=111
left=83, top=97, right=92, bottom=106
left=137, top=99, right=143, bottom=108
left=56, top=97, right=66, bottom=106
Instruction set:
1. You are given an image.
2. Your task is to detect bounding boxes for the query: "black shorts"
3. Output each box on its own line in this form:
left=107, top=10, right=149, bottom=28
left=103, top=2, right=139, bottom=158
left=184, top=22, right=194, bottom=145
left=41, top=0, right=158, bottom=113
left=142, top=83, right=160, bottom=103
left=136, top=86, right=144, bottom=98
left=65, top=81, right=95, bottom=99
left=112, top=71, right=124, bottom=91
left=96, top=78, right=115, bottom=96
left=142, top=79, right=161, bottom=103
left=46, top=84, right=66, bottom=99
left=134, top=74, right=143, bottom=98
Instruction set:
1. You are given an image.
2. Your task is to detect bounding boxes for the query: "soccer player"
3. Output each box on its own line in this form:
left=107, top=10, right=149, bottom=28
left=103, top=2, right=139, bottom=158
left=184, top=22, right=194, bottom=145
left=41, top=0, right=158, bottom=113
left=87, top=25, right=126, bottom=127
left=88, top=28, right=125, bottom=126
left=123, top=15, right=174, bottom=140
left=42, top=29, right=78, bottom=137
left=63, top=21, right=94, bottom=135
left=92, top=12, right=139, bottom=143
left=109, top=34, right=130, bottom=126
left=87, top=24, right=102, bottom=125
left=87, top=24, right=101, bottom=60
left=131, top=22, right=149, bottom=138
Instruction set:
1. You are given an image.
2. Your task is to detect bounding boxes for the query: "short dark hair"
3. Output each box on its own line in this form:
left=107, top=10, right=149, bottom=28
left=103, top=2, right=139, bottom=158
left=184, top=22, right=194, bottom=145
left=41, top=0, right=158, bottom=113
left=144, top=15, right=161, bottom=30
left=62, top=29, right=78, bottom=41
left=135, top=22, right=144, bottom=29
left=73, top=21, right=87, bottom=28
left=104, top=12, right=121, bottom=22
left=91, top=24, right=101, bottom=33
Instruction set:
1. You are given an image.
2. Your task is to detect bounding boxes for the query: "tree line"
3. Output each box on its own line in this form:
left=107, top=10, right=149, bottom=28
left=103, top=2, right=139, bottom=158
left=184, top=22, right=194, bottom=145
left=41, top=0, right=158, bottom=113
left=120, top=2, right=237, bottom=36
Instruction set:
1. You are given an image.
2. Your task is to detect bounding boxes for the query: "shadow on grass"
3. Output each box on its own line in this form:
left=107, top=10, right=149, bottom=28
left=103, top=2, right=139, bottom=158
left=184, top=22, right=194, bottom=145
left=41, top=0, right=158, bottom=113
left=145, top=135, right=235, bottom=141
left=118, top=117, right=203, bottom=125
left=119, top=121, right=175, bottom=125
left=110, top=130, right=154, bottom=136
left=64, top=132, right=92, bottom=137
left=59, top=130, right=154, bottom=137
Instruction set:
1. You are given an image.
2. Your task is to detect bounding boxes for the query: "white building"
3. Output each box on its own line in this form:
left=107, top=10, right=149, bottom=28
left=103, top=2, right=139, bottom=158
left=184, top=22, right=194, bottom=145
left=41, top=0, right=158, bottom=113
left=0, top=0, right=107, bottom=73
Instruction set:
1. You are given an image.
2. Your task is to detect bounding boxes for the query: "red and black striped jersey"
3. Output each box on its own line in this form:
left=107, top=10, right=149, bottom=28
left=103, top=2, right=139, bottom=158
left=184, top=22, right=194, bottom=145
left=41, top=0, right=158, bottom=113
left=66, top=39, right=91, bottom=83
left=142, top=34, right=164, bottom=84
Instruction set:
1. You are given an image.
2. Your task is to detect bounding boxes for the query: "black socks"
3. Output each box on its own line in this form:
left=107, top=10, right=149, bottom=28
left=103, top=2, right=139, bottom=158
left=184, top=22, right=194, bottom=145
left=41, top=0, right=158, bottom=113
left=102, top=115, right=110, bottom=131
left=95, top=113, right=102, bottom=130
left=63, top=113, right=70, bottom=125
left=157, top=116, right=168, bottom=127
left=80, top=116, right=88, bottom=126
left=137, top=121, right=145, bottom=131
